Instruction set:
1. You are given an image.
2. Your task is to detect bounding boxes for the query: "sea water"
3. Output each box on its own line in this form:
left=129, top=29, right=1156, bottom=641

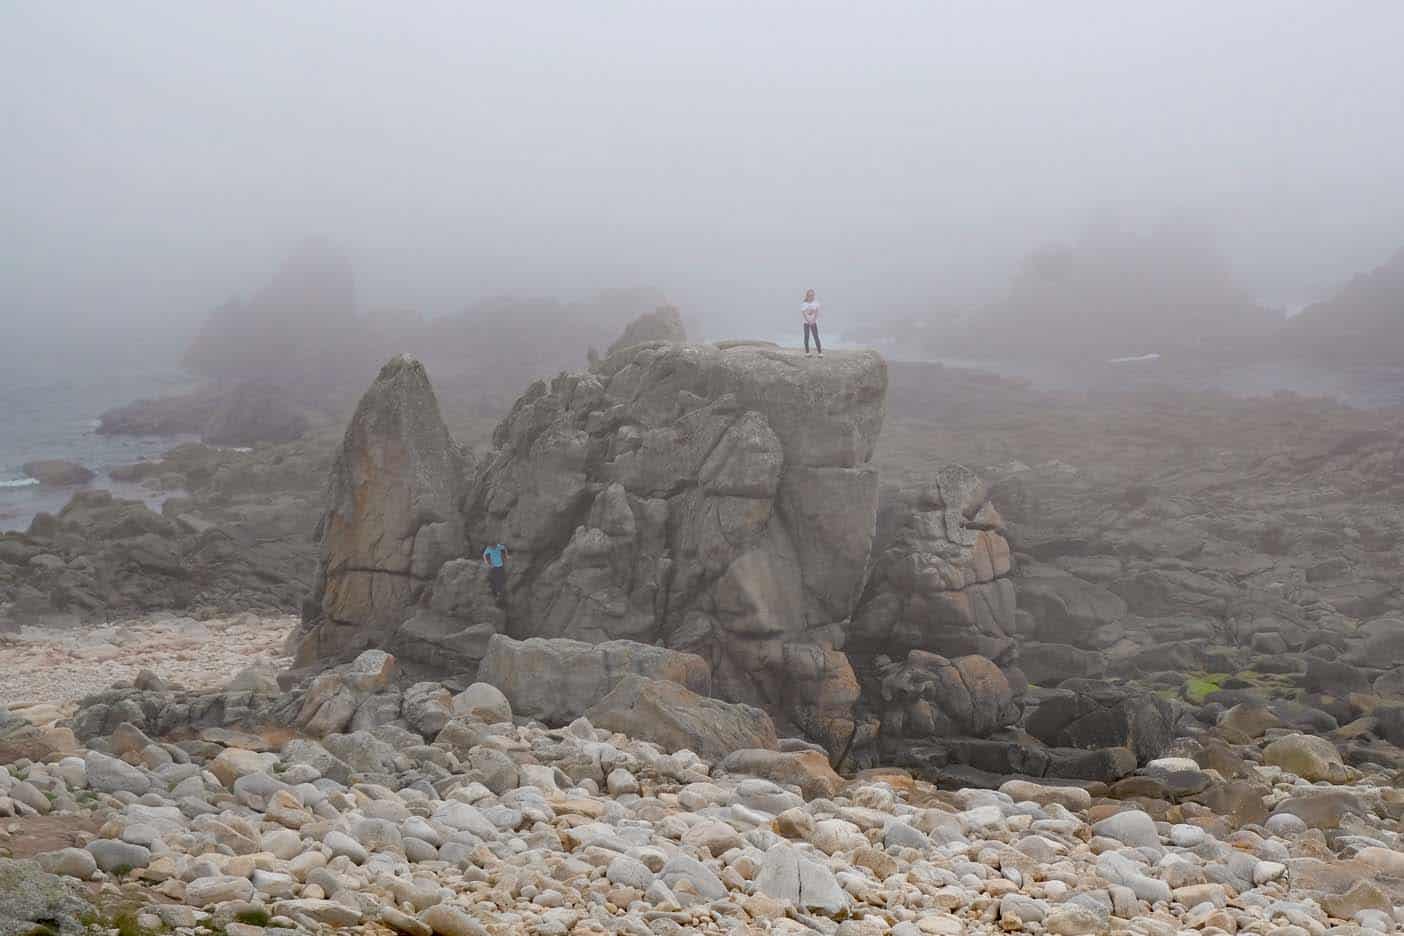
left=0, top=343, right=200, bottom=532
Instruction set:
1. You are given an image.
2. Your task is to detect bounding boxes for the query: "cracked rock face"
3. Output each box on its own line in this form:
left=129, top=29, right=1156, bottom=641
left=850, top=466, right=1017, bottom=665
left=295, top=355, right=467, bottom=665
left=465, top=342, right=887, bottom=728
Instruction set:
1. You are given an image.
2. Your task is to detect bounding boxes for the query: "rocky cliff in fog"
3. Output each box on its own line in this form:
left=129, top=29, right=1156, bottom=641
left=1286, top=245, right=1404, bottom=358
left=288, top=335, right=1173, bottom=781
left=183, top=238, right=362, bottom=385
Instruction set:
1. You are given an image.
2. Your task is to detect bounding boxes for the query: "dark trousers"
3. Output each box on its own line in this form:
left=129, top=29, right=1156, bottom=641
left=488, top=565, right=506, bottom=597
left=804, top=323, right=821, bottom=353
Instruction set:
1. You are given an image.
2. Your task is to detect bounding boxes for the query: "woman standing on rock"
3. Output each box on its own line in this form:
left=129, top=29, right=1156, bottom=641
left=801, top=288, right=822, bottom=356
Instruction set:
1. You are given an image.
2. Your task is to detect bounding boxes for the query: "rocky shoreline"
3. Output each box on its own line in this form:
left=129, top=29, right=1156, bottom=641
left=2, top=646, right=1402, bottom=935
left=3, top=324, right=1403, bottom=934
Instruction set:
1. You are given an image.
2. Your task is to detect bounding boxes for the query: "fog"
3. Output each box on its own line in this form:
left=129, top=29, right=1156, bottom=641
left=4, top=1, right=1403, bottom=346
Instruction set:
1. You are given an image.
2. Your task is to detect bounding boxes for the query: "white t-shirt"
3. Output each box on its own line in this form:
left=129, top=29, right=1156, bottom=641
left=801, top=301, right=821, bottom=324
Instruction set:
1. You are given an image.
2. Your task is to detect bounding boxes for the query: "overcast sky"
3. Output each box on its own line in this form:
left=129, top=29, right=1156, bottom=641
left=3, top=0, right=1402, bottom=342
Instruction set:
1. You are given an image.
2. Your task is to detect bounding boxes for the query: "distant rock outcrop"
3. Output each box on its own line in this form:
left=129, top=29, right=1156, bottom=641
left=22, top=460, right=95, bottom=487
left=955, top=227, right=1278, bottom=359
left=201, top=382, right=312, bottom=447
left=183, top=239, right=362, bottom=384
left=293, top=355, right=467, bottom=665
left=97, top=388, right=224, bottom=437
left=606, top=305, right=687, bottom=355
left=1287, top=246, right=1404, bottom=357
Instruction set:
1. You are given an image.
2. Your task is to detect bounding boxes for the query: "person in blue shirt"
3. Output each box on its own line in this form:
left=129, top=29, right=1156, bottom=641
left=482, top=542, right=509, bottom=598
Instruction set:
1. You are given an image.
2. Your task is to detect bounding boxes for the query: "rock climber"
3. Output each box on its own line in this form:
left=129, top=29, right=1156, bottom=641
left=482, top=541, right=509, bottom=597
left=802, top=288, right=823, bottom=356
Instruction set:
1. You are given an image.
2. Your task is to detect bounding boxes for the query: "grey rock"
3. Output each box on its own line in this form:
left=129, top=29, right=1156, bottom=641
left=585, top=674, right=777, bottom=762
left=450, top=683, right=512, bottom=723
left=1091, top=810, right=1160, bottom=849
left=34, top=848, right=97, bottom=881
left=83, top=751, right=150, bottom=795
left=0, top=857, right=94, bottom=936
left=418, top=904, right=487, bottom=936
left=658, top=854, right=728, bottom=903
left=606, top=855, right=655, bottom=890
left=754, top=842, right=849, bottom=916
left=85, top=839, right=151, bottom=873
left=325, top=830, right=369, bottom=864
left=476, top=634, right=711, bottom=726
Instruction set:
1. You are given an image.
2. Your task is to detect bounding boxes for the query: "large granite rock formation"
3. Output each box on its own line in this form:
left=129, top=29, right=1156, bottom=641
left=289, top=347, right=1177, bottom=778
left=464, top=342, right=887, bottom=738
left=293, top=355, right=467, bottom=665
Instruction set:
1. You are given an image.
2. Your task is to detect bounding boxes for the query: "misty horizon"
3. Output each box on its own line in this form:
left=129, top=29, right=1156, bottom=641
left=5, top=2, right=1404, bottom=347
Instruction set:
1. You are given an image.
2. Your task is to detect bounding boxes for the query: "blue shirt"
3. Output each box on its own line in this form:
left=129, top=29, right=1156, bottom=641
left=483, top=544, right=507, bottom=568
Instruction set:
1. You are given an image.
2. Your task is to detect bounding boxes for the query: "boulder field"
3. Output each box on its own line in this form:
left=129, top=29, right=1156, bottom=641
left=287, top=343, right=1171, bottom=784
left=2, top=651, right=1402, bottom=936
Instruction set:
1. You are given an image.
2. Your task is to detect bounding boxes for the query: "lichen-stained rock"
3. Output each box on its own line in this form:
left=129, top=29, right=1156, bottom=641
left=0, top=857, right=95, bottom=936
left=850, top=467, right=1017, bottom=664
left=476, top=634, right=711, bottom=725
left=295, top=355, right=468, bottom=665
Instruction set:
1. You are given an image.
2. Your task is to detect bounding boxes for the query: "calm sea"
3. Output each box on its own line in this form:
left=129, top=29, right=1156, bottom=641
left=0, top=339, right=199, bottom=532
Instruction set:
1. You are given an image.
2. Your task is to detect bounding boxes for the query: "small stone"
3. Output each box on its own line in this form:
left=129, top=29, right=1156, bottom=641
left=1045, top=905, right=1108, bottom=935
left=774, top=807, right=815, bottom=839
left=1091, top=810, right=1160, bottom=848
left=999, top=779, right=1092, bottom=811
left=324, top=829, right=369, bottom=864
left=606, top=855, right=654, bottom=890
left=1262, top=733, right=1347, bottom=783
left=273, top=898, right=363, bottom=926
left=185, top=875, right=255, bottom=906
left=606, top=768, right=639, bottom=796
left=419, top=903, right=489, bottom=936
left=681, top=819, right=743, bottom=856
left=1264, top=812, right=1307, bottom=836
left=86, top=839, right=151, bottom=874
left=450, top=683, right=512, bottom=723
left=382, top=906, right=434, bottom=936
left=36, top=847, right=98, bottom=880
left=1168, top=823, right=1206, bottom=848
left=1000, top=893, right=1048, bottom=924
left=84, top=751, right=150, bottom=795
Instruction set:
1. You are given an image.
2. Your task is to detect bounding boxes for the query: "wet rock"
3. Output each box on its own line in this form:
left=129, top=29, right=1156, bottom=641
left=22, top=460, right=95, bottom=487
